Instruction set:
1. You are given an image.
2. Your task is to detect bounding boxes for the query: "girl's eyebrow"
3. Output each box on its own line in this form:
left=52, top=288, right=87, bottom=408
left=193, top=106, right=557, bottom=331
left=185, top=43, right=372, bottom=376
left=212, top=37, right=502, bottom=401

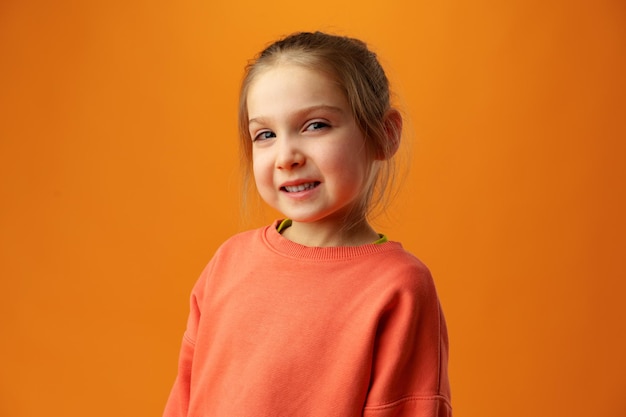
left=248, top=104, right=344, bottom=126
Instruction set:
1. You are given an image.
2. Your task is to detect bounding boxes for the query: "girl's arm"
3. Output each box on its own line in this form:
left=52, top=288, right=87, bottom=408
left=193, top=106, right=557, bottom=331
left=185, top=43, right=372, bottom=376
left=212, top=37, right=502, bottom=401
left=363, top=274, right=452, bottom=417
left=163, top=288, right=202, bottom=417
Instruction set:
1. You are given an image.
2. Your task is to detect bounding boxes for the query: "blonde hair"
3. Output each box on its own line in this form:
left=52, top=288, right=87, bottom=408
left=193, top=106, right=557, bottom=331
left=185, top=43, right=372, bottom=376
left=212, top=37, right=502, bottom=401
left=238, top=31, right=402, bottom=225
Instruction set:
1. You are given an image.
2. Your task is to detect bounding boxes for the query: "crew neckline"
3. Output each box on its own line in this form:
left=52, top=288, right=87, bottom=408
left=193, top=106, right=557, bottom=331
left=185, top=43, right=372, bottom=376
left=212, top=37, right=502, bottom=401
left=262, top=220, right=402, bottom=261
left=276, top=218, right=388, bottom=244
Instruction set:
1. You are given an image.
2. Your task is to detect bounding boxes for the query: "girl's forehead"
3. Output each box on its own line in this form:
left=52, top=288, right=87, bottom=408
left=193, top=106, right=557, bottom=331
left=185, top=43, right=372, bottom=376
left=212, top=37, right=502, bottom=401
left=247, top=64, right=345, bottom=101
left=251, top=61, right=339, bottom=88
left=247, top=64, right=348, bottom=115
left=247, top=64, right=345, bottom=107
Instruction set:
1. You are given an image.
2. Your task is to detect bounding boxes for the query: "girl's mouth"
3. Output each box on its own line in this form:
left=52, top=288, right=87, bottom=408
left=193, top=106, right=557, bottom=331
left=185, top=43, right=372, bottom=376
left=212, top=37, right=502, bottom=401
left=281, top=182, right=320, bottom=193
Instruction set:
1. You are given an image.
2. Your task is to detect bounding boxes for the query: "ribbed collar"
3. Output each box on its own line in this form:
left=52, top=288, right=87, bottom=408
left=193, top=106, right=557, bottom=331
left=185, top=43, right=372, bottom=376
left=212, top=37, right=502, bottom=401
left=261, top=220, right=404, bottom=261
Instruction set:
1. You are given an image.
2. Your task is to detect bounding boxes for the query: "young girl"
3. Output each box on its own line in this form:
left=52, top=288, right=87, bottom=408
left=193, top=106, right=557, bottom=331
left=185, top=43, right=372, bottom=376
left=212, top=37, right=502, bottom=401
left=164, top=31, right=451, bottom=417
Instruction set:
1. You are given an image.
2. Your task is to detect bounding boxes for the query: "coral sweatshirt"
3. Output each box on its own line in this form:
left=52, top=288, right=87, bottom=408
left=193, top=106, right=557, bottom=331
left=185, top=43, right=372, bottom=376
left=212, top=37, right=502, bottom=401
left=164, top=221, right=451, bottom=417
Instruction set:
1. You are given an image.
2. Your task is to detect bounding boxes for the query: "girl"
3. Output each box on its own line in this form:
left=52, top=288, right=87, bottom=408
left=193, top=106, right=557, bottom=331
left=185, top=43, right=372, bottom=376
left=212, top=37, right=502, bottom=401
left=164, top=31, right=451, bottom=417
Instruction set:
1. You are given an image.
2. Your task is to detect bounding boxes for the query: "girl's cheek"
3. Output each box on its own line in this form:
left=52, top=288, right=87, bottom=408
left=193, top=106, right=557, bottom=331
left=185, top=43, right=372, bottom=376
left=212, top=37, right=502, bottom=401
left=252, top=157, right=270, bottom=180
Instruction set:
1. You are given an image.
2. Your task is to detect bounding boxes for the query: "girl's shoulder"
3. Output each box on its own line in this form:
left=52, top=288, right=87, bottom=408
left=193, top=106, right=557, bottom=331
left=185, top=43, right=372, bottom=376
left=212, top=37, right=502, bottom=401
left=210, top=225, right=266, bottom=258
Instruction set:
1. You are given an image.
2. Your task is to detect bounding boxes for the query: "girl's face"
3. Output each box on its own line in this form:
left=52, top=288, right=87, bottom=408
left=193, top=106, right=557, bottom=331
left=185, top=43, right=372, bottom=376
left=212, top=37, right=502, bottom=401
left=247, top=63, right=372, bottom=231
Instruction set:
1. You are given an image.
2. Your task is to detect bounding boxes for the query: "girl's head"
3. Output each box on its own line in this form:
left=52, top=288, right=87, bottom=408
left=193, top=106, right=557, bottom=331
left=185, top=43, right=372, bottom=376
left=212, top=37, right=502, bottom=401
left=239, top=31, right=402, bottom=227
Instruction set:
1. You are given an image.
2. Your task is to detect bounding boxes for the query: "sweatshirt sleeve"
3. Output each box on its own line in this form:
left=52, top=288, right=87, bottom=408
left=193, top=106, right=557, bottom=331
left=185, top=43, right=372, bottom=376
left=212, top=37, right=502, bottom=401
left=163, top=278, right=204, bottom=417
left=363, top=268, right=452, bottom=417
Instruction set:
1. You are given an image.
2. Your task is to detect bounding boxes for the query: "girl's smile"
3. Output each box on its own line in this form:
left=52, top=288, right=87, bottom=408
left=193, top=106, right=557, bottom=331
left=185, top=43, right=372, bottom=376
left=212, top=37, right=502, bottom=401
left=280, top=180, right=320, bottom=193
left=247, top=63, right=376, bottom=245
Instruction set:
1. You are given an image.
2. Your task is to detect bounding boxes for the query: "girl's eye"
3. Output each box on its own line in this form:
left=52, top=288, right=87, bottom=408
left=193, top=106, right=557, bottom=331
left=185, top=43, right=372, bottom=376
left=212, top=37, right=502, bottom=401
left=306, top=121, right=329, bottom=131
left=253, top=131, right=276, bottom=141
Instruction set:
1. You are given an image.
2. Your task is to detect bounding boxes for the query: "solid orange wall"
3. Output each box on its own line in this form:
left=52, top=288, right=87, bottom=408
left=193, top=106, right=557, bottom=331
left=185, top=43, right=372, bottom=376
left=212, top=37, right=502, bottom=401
left=1, top=0, right=624, bottom=416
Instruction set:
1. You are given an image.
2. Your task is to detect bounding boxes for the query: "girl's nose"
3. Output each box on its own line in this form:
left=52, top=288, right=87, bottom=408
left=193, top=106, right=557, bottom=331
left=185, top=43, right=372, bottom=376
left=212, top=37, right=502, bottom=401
left=275, top=137, right=304, bottom=170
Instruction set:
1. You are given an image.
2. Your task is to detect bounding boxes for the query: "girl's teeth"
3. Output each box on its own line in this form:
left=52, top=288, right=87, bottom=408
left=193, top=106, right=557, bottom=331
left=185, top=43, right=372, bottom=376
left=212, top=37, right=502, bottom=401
left=284, top=182, right=317, bottom=192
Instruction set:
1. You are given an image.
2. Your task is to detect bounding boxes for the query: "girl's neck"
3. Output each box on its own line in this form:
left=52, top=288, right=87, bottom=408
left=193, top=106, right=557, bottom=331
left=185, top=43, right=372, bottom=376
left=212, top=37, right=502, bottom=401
left=281, top=218, right=379, bottom=247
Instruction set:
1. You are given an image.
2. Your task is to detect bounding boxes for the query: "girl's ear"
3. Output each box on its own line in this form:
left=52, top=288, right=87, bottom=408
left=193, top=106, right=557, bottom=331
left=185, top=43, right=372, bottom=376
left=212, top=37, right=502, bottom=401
left=378, top=108, right=402, bottom=160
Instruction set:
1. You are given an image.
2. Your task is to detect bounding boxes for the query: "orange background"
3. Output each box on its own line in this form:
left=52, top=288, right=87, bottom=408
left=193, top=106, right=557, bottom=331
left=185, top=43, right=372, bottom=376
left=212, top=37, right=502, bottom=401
left=1, top=0, right=625, bottom=416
